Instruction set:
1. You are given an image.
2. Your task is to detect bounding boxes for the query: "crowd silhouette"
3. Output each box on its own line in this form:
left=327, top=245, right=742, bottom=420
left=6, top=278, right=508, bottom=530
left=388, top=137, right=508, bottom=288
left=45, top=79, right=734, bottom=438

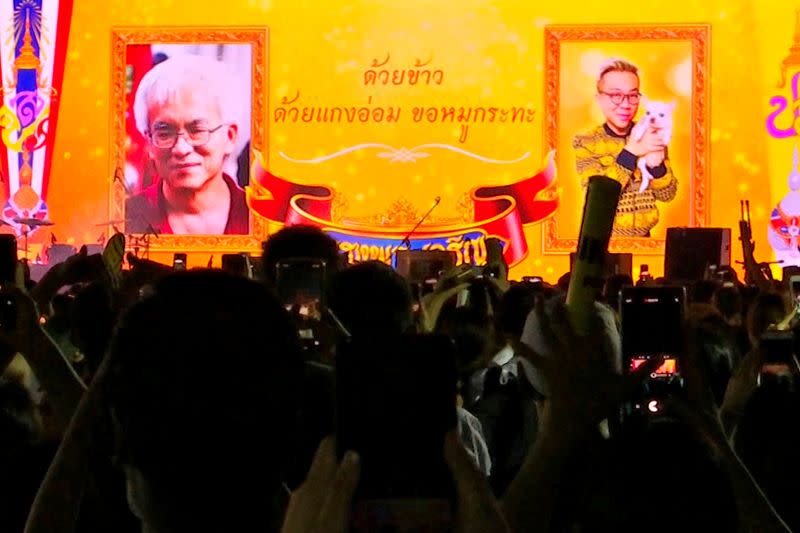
left=0, top=225, right=796, bottom=532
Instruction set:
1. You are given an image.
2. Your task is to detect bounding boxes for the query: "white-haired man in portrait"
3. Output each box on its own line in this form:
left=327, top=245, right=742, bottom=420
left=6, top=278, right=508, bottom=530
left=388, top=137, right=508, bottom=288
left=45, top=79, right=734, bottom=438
left=126, top=54, right=249, bottom=235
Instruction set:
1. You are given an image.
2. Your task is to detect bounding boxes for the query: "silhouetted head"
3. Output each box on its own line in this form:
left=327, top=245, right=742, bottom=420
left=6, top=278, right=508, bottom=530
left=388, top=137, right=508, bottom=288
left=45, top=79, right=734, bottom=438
left=70, top=282, right=117, bottom=381
left=746, top=292, right=787, bottom=347
left=713, top=284, right=743, bottom=326
left=686, top=308, right=739, bottom=406
left=557, top=272, right=571, bottom=294
left=106, top=270, right=302, bottom=532
left=690, top=279, right=720, bottom=304
left=603, top=274, right=633, bottom=312
left=497, top=282, right=541, bottom=342
left=261, top=225, right=341, bottom=285
left=327, top=261, right=413, bottom=339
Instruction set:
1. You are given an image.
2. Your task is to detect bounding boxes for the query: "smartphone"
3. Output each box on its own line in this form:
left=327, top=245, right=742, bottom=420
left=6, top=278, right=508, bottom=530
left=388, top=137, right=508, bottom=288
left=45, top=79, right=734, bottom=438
left=791, top=275, right=800, bottom=306
left=784, top=265, right=800, bottom=283
left=221, top=253, right=248, bottom=277
left=336, top=334, right=457, bottom=529
left=0, top=235, right=18, bottom=329
left=621, top=286, right=686, bottom=414
left=274, top=258, right=326, bottom=319
left=172, top=253, right=187, bottom=271
left=758, top=330, right=797, bottom=383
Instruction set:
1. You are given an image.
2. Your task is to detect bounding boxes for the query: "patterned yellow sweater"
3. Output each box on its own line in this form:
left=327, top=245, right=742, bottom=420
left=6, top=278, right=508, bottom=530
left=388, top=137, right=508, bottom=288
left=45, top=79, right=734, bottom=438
left=572, top=123, right=677, bottom=237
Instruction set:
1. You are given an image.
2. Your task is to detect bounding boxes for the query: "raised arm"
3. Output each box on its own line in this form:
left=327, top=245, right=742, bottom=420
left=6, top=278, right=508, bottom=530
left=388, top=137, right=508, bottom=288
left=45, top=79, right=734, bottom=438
left=24, top=350, right=108, bottom=533
left=3, top=289, right=87, bottom=432
left=673, top=342, right=790, bottom=532
left=503, top=299, right=658, bottom=533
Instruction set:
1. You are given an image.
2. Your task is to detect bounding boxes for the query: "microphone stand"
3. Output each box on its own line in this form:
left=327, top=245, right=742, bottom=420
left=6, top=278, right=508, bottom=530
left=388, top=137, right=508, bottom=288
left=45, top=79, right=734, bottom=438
left=113, top=167, right=132, bottom=195
left=401, top=196, right=441, bottom=248
left=143, top=223, right=160, bottom=260
left=21, top=224, right=30, bottom=262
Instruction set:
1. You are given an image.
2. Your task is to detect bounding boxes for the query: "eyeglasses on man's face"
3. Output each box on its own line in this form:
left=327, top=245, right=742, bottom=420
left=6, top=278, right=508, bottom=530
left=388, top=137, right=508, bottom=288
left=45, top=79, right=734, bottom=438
left=598, top=91, right=642, bottom=106
left=148, top=122, right=228, bottom=149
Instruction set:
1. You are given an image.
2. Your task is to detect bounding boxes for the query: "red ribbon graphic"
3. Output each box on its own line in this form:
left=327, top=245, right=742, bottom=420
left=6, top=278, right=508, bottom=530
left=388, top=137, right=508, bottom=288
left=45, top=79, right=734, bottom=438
left=246, top=151, right=558, bottom=265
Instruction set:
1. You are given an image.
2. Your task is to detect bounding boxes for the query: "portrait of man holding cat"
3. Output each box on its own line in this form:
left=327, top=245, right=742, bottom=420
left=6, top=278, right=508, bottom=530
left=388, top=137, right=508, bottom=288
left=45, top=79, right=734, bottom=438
left=572, top=58, right=678, bottom=238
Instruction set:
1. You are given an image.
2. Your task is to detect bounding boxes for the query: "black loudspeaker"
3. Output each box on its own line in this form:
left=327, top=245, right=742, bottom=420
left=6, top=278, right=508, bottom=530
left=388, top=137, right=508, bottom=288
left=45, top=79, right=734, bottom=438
left=664, top=227, right=731, bottom=282
left=44, top=244, right=76, bottom=265
left=83, top=244, right=103, bottom=255
left=569, top=252, right=633, bottom=278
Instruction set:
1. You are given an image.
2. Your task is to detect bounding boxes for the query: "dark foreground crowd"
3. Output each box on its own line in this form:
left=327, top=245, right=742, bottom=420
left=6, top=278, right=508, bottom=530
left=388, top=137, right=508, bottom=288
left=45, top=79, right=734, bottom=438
left=0, top=225, right=797, bottom=532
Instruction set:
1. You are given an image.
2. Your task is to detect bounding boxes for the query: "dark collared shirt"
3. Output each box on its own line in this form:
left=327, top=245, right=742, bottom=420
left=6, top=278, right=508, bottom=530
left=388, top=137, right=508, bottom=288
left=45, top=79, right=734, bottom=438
left=125, top=173, right=249, bottom=235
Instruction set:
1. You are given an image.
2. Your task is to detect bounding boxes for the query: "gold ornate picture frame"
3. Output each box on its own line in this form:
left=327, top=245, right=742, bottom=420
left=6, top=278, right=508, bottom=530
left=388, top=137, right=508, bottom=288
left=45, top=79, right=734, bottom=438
left=110, top=26, right=268, bottom=253
left=542, top=24, right=710, bottom=254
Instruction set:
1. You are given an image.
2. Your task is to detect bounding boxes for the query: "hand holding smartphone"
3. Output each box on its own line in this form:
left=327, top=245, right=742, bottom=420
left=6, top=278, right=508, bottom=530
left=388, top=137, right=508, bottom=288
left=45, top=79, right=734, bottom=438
left=620, top=286, right=686, bottom=415
left=336, top=334, right=457, bottom=530
left=283, top=428, right=507, bottom=533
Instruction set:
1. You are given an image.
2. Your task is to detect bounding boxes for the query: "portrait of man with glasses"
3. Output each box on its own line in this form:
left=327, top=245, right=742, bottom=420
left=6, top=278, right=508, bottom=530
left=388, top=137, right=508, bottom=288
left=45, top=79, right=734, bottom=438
left=572, top=58, right=677, bottom=238
left=126, top=53, right=249, bottom=235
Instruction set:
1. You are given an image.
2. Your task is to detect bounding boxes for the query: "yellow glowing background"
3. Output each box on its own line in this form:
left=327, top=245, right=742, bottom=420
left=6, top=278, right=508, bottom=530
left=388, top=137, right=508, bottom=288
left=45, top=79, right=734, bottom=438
left=37, top=0, right=800, bottom=280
